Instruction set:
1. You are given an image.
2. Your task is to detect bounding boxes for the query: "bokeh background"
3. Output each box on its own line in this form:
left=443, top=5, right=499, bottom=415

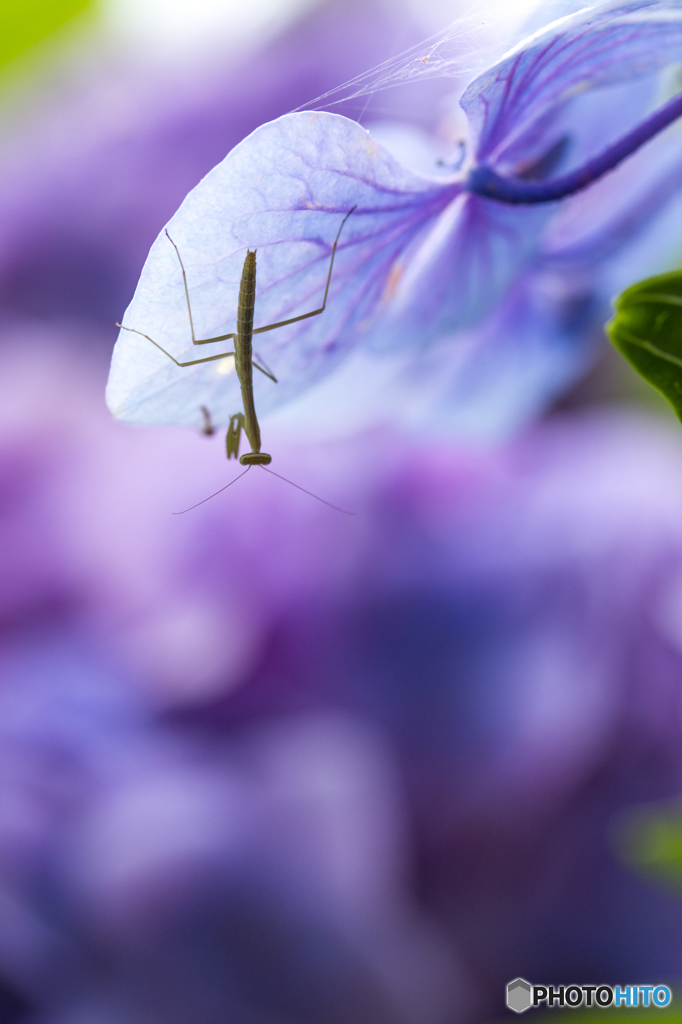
left=3, top=1, right=682, bottom=1022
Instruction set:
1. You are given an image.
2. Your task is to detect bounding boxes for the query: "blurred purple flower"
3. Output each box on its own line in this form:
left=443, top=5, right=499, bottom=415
left=3, top=338, right=682, bottom=1020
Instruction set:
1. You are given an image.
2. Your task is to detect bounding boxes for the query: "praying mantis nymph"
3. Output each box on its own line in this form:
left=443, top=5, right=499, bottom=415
left=117, top=207, right=356, bottom=514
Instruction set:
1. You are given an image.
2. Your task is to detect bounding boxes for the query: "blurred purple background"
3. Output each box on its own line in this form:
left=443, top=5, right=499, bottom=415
left=2, top=1, right=682, bottom=1021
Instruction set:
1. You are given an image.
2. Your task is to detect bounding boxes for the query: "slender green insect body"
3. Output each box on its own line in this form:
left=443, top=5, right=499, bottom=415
left=233, top=249, right=271, bottom=465
left=117, top=208, right=355, bottom=470
left=117, top=209, right=356, bottom=514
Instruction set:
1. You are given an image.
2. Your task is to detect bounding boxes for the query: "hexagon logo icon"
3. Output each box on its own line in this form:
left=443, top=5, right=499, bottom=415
left=507, top=978, right=532, bottom=1013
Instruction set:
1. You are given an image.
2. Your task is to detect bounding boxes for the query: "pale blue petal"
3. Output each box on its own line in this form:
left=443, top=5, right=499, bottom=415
left=423, top=269, right=600, bottom=441
left=369, top=192, right=552, bottom=347
left=106, top=111, right=458, bottom=428
left=266, top=267, right=601, bottom=444
left=463, top=0, right=682, bottom=164
left=492, top=74, right=656, bottom=180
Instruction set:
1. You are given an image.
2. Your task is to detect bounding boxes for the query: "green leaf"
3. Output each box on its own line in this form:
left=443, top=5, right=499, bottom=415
left=530, top=1008, right=682, bottom=1023
left=618, top=801, right=682, bottom=893
left=0, top=0, right=94, bottom=70
left=607, top=270, right=682, bottom=421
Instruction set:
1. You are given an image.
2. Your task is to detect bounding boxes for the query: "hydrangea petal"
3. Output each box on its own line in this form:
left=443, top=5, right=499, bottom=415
left=369, top=192, right=552, bottom=346
left=463, top=0, right=682, bottom=164
left=421, top=269, right=600, bottom=440
left=106, top=112, right=458, bottom=428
